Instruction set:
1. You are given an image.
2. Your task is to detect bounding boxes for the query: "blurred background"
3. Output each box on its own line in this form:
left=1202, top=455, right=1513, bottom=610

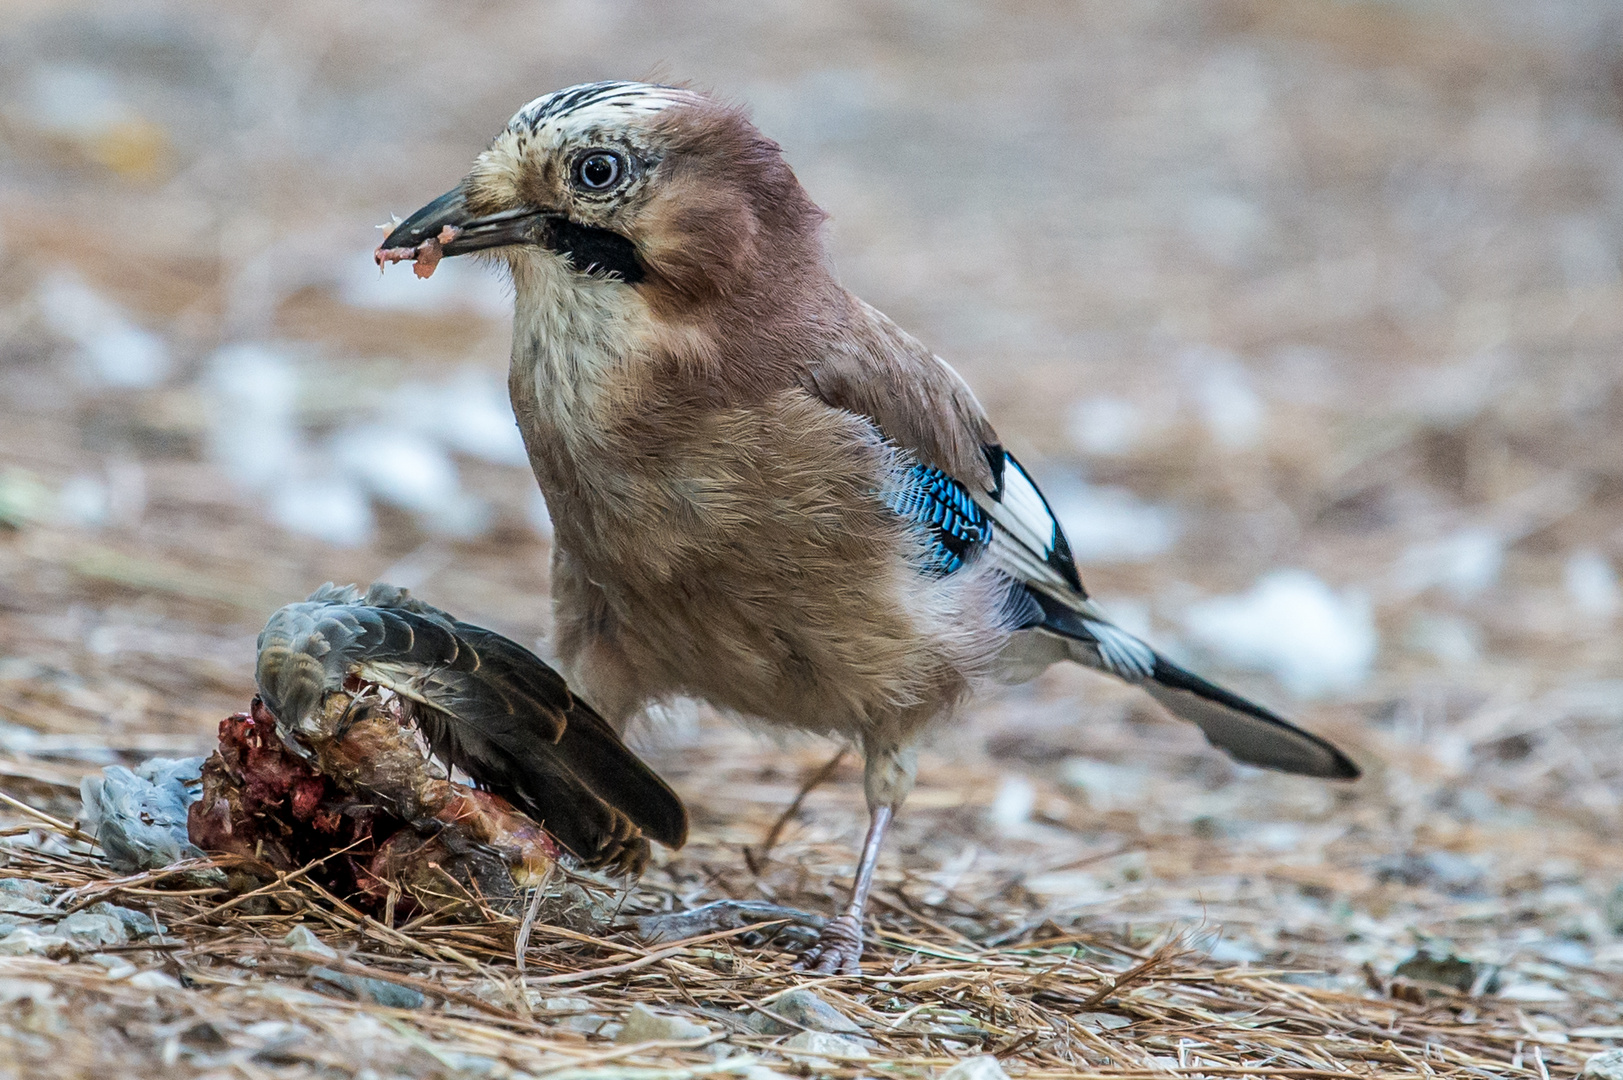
left=2, top=0, right=1623, bottom=1008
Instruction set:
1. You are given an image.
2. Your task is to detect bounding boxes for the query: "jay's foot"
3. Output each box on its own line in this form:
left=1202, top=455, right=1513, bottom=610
left=792, top=912, right=865, bottom=975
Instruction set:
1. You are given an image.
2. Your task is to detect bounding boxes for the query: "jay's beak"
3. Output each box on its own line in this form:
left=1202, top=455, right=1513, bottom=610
left=380, top=184, right=555, bottom=257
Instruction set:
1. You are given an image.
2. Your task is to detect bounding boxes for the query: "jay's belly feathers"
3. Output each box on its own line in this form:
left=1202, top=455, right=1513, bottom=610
left=510, top=319, right=1015, bottom=748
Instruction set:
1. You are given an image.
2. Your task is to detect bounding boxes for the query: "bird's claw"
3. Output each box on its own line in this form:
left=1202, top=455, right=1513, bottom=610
left=792, top=912, right=864, bottom=975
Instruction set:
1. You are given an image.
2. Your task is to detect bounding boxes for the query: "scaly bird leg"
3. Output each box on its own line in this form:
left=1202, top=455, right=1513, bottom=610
left=794, top=802, right=894, bottom=975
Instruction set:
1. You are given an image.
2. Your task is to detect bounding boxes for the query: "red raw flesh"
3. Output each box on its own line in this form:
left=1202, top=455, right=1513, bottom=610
left=374, top=224, right=461, bottom=280
left=188, top=694, right=559, bottom=921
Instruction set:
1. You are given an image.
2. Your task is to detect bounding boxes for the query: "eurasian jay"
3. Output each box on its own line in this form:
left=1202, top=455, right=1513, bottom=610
left=379, top=81, right=1359, bottom=973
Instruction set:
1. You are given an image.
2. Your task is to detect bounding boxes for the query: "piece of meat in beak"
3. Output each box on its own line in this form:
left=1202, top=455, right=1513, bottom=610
left=375, top=183, right=554, bottom=277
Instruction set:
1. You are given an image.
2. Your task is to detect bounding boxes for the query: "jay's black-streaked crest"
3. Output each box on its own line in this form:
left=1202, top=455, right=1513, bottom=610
left=381, top=80, right=1359, bottom=973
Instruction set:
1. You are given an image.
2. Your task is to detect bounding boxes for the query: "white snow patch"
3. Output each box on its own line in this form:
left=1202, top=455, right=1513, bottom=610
left=1060, top=759, right=1149, bottom=812
left=330, top=425, right=492, bottom=539
left=988, top=775, right=1036, bottom=834
left=1066, top=396, right=1145, bottom=457
left=1179, top=347, right=1264, bottom=449
left=1564, top=549, right=1619, bottom=620
left=205, top=343, right=302, bottom=492
left=270, top=477, right=373, bottom=548
left=1393, top=526, right=1503, bottom=601
left=332, top=425, right=461, bottom=515
left=389, top=370, right=529, bottom=466
left=37, top=271, right=170, bottom=389
left=55, top=474, right=109, bottom=528
left=1404, top=611, right=1483, bottom=666
left=1181, top=569, right=1376, bottom=697
left=1042, top=478, right=1178, bottom=563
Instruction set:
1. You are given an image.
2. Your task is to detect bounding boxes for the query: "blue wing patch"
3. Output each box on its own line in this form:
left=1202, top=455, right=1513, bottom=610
left=887, top=464, right=992, bottom=577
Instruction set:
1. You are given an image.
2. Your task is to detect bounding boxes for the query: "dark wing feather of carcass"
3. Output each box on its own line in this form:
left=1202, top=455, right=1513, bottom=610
left=258, top=591, right=687, bottom=870
left=413, top=621, right=689, bottom=857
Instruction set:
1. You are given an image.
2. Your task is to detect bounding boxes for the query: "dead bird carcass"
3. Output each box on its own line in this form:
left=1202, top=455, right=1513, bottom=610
left=186, top=583, right=689, bottom=918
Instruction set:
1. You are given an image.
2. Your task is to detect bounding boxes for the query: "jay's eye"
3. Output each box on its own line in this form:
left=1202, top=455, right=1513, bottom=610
left=573, top=151, right=623, bottom=191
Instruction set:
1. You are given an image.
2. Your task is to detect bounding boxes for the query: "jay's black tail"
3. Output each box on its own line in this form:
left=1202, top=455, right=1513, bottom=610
left=1024, top=589, right=1360, bottom=780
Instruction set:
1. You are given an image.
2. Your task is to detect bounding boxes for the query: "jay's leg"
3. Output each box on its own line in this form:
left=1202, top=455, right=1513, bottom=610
left=794, top=803, right=892, bottom=974
left=794, top=743, right=915, bottom=976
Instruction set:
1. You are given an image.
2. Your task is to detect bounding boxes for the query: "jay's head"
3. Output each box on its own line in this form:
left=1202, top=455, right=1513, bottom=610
left=382, top=81, right=828, bottom=308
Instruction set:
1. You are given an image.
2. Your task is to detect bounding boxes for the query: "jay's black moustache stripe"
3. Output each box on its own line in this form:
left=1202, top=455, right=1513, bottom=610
left=543, top=218, right=646, bottom=283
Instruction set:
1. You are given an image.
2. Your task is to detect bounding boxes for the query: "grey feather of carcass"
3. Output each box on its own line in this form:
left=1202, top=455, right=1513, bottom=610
left=80, top=756, right=208, bottom=873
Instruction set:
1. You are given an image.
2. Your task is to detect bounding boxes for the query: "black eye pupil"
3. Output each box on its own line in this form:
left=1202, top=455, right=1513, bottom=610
left=579, top=154, right=619, bottom=189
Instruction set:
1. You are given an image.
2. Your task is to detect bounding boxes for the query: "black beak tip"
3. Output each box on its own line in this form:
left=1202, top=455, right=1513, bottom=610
left=379, top=222, right=416, bottom=251
left=378, top=186, right=469, bottom=253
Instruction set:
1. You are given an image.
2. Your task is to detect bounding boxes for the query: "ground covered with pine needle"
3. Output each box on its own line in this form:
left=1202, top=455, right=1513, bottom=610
left=3, top=1, right=1623, bottom=1077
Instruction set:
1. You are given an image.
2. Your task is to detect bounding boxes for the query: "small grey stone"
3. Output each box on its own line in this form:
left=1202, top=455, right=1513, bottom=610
left=59, top=911, right=126, bottom=947
left=127, top=961, right=181, bottom=987
left=541, top=995, right=593, bottom=1012
left=89, top=903, right=159, bottom=939
left=283, top=924, right=338, bottom=961
left=0, top=892, right=54, bottom=918
left=738, top=1068, right=796, bottom=1080
left=628, top=899, right=825, bottom=946
left=246, top=1019, right=312, bottom=1063
left=127, top=969, right=182, bottom=991
left=0, top=878, right=52, bottom=903
left=1375, top=850, right=1485, bottom=897
left=88, top=953, right=137, bottom=979
left=747, top=988, right=863, bottom=1036
left=307, top=966, right=424, bottom=1009
left=436, top=1053, right=504, bottom=1077
left=1586, top=1050, right=1623, bottom=1080
left=469, top=978, right=528, bottom=1009
left=615, top=1002, right=711, bottom=1043
left=941, top=1057, right=1011, bottom=1080
left=1076, top=1012, right=1133, bottom=1031
left=0, top=928, right=70, bottom=956
left=1606, top=883, right=1623, bottom=936
left=557, top=1013, right=614, bottom=1035
left=780, top=1030, right=868, bottom=1059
